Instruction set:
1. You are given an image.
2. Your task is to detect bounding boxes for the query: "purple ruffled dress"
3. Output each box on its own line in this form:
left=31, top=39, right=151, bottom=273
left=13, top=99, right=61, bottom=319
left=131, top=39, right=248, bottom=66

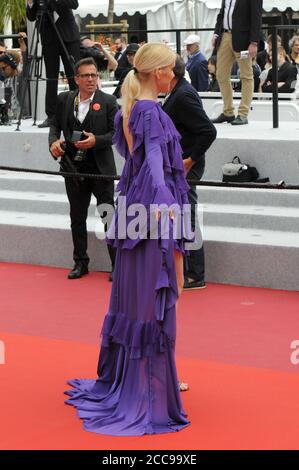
left=65, top=100, right=191, bottom=436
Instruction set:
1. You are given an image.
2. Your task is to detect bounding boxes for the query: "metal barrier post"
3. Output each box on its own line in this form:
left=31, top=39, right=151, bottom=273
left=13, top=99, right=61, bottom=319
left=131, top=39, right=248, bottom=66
left=176, top=30, right=181, bottom=55
left=271, top=26, right=279, bottom=129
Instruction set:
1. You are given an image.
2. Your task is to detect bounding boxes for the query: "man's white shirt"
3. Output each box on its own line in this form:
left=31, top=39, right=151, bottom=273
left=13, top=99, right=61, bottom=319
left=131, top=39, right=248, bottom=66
left=75, top=93, right=95, bottom=124
left=223, top=0, right=237, bottom=30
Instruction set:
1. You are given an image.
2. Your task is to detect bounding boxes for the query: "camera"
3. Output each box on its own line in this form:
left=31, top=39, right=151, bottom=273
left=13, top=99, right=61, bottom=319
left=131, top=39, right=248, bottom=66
left=0, top=87, right=12, bottom=125
left=70, top=130, right=87, bottom=163
left=37, top=0, right=49, bottom=11
left=34, top=0, right=50, bottom=18
left=0, top=99, right=9, bottom=125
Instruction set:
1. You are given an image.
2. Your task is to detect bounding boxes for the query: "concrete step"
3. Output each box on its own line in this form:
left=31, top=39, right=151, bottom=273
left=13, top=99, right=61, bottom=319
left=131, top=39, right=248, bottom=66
left=1, top=209, right=299, bottom=290
left=204, top=225, right=299, bottom=291
left=1, top=172, right=299, bottom=290
left=0, top=209, right=110, bottom=272
left=198, top=186, right=299, bottom=208
left=0, top=189, right=298, bottom=233
left=0, top=171, right=118, bottom=194
left=0, top=189, right=101, bottom=217
left=2, top=172, right=299, bottom=209
left=0, top=171, right=64, bottom=193
left=202, top=203, right=299, bottom=232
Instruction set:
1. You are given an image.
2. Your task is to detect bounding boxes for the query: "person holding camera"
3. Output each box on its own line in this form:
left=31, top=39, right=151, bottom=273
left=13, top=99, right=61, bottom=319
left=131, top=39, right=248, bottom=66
left=80, top=37, right=118, bottom=74
left=49, top=57, right=118, bottom=279
left=26, top=0, right=81, bottom=128
left=0, top=51, right=24, bottom=121
left=211, top=0, right=263, bottom=125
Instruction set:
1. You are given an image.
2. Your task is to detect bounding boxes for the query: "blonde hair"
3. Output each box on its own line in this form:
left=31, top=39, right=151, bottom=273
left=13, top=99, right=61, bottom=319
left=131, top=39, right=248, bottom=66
left=277, top=46, right=287, bottom=58
left=121, top=43, right=176, bottom=118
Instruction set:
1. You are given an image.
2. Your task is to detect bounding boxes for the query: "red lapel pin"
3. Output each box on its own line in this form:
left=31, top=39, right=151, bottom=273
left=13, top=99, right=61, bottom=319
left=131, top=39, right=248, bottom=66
left=93, top=103, right=101, bottom=111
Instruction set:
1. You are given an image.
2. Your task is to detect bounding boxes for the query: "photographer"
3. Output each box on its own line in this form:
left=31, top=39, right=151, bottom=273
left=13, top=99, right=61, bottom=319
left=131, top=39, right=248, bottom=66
left=0, top=42, right=7, bottom=82
left=80, top=37, right=118, bottom=73
left=49, top=58, right=118, bottom=280
left=26, top=0, right=81, bottom=128
left=0, top=34, right=30, bottom=120
left=0, top=52, right=22, bottom=121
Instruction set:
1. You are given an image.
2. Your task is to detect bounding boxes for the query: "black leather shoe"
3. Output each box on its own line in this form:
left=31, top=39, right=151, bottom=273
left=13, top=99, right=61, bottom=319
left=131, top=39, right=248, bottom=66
left=231, top=115, right=248, bottom=125
left=183, top=278, right=206, bottom=290
left=211, top=113, right=235, bottom=124
left=67, top=263, right=89, bottom=280
left=38, top=118, right=51, bottom=128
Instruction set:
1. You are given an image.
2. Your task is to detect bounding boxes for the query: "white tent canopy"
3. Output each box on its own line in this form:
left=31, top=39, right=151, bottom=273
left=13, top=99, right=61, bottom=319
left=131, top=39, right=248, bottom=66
left=76, top=1, right=299, bottom=58
left=203, top=0, right=299, bottom=11
left=77, top=0, right=299, bottom=17
left=77, top=0, right=180, bottom=17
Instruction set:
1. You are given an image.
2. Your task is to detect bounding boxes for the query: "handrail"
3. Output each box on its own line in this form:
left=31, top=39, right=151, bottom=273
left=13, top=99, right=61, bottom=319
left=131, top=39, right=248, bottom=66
left=1, top=166, right=299, bottom=191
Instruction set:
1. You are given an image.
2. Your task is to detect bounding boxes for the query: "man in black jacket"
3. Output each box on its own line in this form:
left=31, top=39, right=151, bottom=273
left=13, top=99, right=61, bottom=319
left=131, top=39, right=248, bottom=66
left=114, top=37, right=130, bottom=81
left=113, top=43, right=140, bottom=99
left=163, top=55, right=217, bottom=289
left=212, top=0, right=263, bottom=125
left=49, top=58, right=118, bottom=279
left=26, top=0, right=81, bottom=128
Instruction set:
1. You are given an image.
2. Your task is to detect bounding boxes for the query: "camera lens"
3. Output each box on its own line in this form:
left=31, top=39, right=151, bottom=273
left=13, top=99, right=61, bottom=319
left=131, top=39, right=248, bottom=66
left=74, top=149, right=86, bottom=162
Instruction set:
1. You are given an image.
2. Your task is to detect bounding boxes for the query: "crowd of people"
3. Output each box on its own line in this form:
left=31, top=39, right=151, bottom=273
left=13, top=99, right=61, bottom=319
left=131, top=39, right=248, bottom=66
left=1, top=28, right=298, bottom=127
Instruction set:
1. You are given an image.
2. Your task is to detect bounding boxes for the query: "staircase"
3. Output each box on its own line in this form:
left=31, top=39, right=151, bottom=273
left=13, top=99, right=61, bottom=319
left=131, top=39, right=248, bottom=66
left=0, top=170, right=111, bottom=272
left=1, top=170, right=299, bottom=290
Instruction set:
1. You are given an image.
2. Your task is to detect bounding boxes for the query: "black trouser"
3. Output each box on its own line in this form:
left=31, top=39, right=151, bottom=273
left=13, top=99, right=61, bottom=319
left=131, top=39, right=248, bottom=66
left=65, top=174, right=116, bottom=268
left=184, top=158, right=205, bottom=282
left=43, top=39, right=80, bottom=119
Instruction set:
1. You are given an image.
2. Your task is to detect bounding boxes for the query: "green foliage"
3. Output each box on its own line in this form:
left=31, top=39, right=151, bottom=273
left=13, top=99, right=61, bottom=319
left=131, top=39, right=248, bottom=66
left=0, top=0, right=27, bottom=32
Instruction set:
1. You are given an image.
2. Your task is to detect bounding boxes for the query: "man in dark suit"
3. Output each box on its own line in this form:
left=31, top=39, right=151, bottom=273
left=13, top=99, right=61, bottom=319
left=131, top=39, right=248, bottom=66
left=183, top=34, right=209, bottom=92
left=262, top=46, right=297, bottom=93
left=113, top=43, right=140, bottom=99
left=26, top=0, right=81, bottom=128
left=163, top=55, right=217, bottom=289
left=114, top=37, right=130, bottom=81
left=212, top=0, right=263, bottom=125
left=49, top=58, right=118, bottom=279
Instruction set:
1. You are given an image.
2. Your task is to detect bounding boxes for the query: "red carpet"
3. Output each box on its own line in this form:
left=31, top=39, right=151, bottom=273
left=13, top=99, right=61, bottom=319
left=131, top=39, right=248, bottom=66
left=0, top=262, right=299, bottom=449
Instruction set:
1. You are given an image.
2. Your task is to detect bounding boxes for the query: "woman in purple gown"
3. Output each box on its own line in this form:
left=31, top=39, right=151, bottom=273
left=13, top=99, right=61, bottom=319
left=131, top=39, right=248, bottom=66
left=65, top=43, right=191, bottom=436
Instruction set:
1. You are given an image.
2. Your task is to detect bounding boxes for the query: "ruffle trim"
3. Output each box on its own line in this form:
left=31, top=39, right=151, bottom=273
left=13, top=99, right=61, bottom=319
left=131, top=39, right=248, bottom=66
left=129, top=102, right=190, bottom=196
left=101, top=312, right=175, bottom=359
left=107, top=170, right=192, bottom=252
left=108, top=102, right=193, bottom=251
left=113, top=101, right=190, bottom=197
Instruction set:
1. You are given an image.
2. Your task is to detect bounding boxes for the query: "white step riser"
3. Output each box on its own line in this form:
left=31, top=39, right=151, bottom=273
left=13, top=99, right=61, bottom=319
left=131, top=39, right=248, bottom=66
left=1, top=175, right=299, bottom=290
left=0, top=199, right=298, bottom=233
left=1, top=176, right=299, bottom=208
left=0, top=224, right=298, bottom=291
left=199, top=188, right=299, bottom=208
left=204, top=212, right=299, bottom=232
left=0, top=225, right=111, bottom=272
